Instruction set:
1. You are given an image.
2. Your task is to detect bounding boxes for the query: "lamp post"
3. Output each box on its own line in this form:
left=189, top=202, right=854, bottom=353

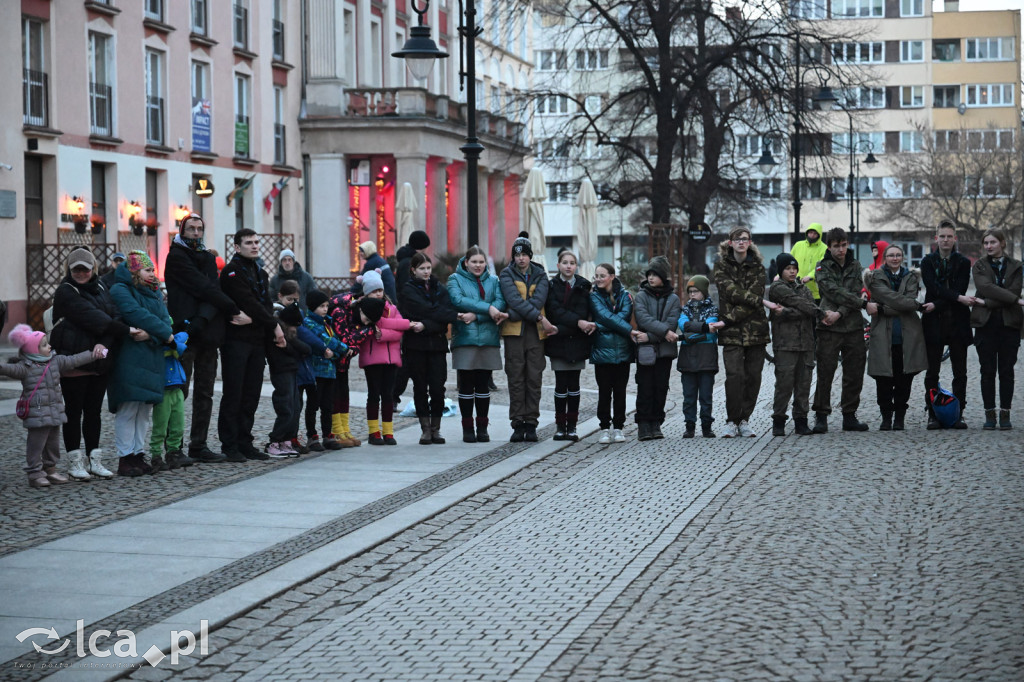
left=393, top=0, right=483, bottom=249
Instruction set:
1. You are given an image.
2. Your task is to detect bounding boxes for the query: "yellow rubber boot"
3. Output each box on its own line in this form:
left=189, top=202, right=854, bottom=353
left=382, top=421, right=396, bottom=445
left=340, top=413, right=360, bottom=446
left=367, top=419, right=383, bottom=445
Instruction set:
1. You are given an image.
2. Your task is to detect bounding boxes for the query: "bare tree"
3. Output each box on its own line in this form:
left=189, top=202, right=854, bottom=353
left=526, top=0, right=876, bottom=266
left=874, top=122, right=1024, bottom=255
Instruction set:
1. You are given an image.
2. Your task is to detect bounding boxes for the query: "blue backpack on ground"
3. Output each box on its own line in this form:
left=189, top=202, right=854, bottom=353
left=929, top=384, right=960, bottom=428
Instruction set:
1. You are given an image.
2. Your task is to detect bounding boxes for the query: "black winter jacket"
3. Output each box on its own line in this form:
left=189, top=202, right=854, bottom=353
left=399, top=276, right=458, bottom=353
left=220, top=254, right=278, bottom=346
left=920, top=250, right=973, bottom=346
left=544, top=275, right=594, bottom=363
left=165, top=240, right=240, bottom=347
left=394, top=244, right=418, bottom=302
left=49, top=273, right=129, bottom=374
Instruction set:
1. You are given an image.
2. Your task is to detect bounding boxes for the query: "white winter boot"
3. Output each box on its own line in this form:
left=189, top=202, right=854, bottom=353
left=66, top=449, right=91, bottom=481
left=87, top=448, right=114, bottom=479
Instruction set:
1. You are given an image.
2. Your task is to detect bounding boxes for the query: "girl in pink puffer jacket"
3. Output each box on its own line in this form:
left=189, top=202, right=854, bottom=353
left=354, top=270, right=422, bottom=444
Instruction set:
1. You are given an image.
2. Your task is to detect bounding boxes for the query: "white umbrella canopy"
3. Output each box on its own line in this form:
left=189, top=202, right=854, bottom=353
left=576, top=178, right=599, bottom=280
left=522, top=167, right=547, bottom=271
left=395, top=182, right=418, bottom=248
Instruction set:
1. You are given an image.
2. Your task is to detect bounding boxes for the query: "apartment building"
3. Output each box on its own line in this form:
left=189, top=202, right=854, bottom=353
left=301, top=0, right=531, bottom=277
left=529, top=1, right=1021, bottom=272
left=3, top=0, right=302, bottom=330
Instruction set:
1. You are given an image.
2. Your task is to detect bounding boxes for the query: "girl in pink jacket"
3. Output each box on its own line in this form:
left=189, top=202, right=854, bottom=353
left=356, top=271, right=422, bottom=444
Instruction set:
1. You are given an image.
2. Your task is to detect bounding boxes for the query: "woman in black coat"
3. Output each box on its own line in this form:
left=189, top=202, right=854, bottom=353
left=399, top=252, right=459, bottom=445
left=544, top=249, right=595, bottom=441
left=49, top=247, right=132, bottom=480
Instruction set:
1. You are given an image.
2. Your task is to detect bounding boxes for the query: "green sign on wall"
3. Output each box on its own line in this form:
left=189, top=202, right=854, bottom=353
left=234, top=121, right=249, bottom=157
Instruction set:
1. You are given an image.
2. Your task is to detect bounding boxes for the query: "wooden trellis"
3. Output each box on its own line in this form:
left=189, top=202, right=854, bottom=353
left=25, top=243, right=119, bottom=329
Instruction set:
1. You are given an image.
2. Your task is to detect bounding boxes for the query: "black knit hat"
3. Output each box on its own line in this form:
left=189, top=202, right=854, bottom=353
left=306, top=290, right=329, bottom=312
left=358, top=296, right=386, bottom=323
left=775, top=252, right=799, bottom=273
left=645, top=256, right=671, bottom=284
left=511, top=231, right=533, bottom=258
left=409, top=230, right=431, bottom=250
left=279, top=302, right=303, bottom=327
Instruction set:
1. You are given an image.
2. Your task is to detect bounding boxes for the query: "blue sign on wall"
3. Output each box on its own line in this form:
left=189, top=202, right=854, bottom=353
left=191, top=98, right=212, bottom=153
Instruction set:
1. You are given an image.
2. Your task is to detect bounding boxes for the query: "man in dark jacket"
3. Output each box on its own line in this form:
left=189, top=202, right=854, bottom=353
left=359, top=240, right=398, bottom=303
left=920, top=220, right=972, bottom=429
left=164, top=214, right=245, bottom=463
left=219, top=229, right=285, bottom=461
left=713, top=227, right=771, bottom=438
left=269, top=249, right=317, bottom=308
left=811, top=227, right=877, bottom=433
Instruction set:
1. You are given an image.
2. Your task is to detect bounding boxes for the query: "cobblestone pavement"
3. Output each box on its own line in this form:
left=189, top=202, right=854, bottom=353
left=0, top=364, right=600, bottom=556
left=113, top=351, right=1024, bottom=681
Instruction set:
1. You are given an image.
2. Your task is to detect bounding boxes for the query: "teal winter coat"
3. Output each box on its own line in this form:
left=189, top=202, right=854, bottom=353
left=447, top=259, right=506, bottom=349
left=302, top=311, right=347, bottom=379
left=107, top=264, right=173, bottom=412
left=589, top=279, right=634, bottom=365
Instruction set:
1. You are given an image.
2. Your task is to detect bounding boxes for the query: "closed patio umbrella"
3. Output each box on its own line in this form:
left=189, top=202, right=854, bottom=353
left=522, top=167, right=547, bottom=271
left=576, top=178, right=599, bottom=280
left=395, top=182, right=418, bottom=248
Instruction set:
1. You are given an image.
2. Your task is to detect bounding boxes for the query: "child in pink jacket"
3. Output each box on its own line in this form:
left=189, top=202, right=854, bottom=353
left=356, top=271, right=423, bottom=444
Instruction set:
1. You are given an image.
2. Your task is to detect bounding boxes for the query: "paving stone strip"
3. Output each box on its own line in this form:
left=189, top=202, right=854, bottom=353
left=237, top=389, right=769, bottom=680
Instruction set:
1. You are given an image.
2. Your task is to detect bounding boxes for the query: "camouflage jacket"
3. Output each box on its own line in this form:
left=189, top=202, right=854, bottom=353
left=712, top=241, right=769, bottom=347
left=814, top=250, right=867, bottom=334
left=768, top=279, right=819, bottom=352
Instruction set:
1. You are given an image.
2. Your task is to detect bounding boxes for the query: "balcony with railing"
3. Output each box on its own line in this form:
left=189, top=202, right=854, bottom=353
left=89, top=82, right=113, bottom=137
left=338, top=88, right=526, bottom=146
left=146, top=96, right=165, bottom=146
left=23, top=69, right=49, bottom=128
left=273, top=123, right=286, bottom=165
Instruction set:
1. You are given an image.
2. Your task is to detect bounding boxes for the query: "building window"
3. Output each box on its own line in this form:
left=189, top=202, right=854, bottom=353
left=799, top=178, right=827, bottom=200
left=369, top=19, right=382, bottom=87
left=233, top=1, right=249, bottom=50
left=841, top=87, right=885, bottom=109
left=547, top=182, right=572, bottom=203
left=933, top=129, right=960, bottom=151
left=272, top=0, right=285, bottom=61
left=343, top=9, right=356, bottom=84
left=583, top=95, right=602, bottom=114
left=965, top=83, right=1015, bottom=107
left=536, top=50, right=567, bottom=71
left=742, top=179, right=782, bottom=200
left=832, top=0, right=882, bottom=18
left=933, top=85, right=960, bottom=108
left=900, top=130, right=924, bottom=153
left=900, top=40, right=923, bottom=62
left=234, top=179, right=245, bottom=231
left=88, top=32, right=113, bottom=136
left=91, top=163, right=107, bottom=227
left=273, top=184, right=284, bottom=234
left=25, top=156, right=44, bottom=245
left=145, top=49, right=165, bottom=145
left=536, top=94, right=569, bottom=115
left=831, top=131, right=883, bottom=154
left=273, top=86, right=286, bottom=165
left=234, top=74, right=250, bottom=157
left=900, top=86, right=924, bottom=108
left=145, top=170, right=159, bottom=226
left=536, top=138, right=569, bottom=160
left=145, top=0, right=164, bottom=22
left=899, top=0, right=923, bottom=17
left=191, top=0, right=208, bottom=35
left=738, top=135, right=781, bottom=157
left=22, top=18, right=48, bottom=127
left=575, top=49, right=608, bottom=70
left=932, top=39, right=960, bottom=62
left=832, top=42, right=884, bottom=64
left=966, top=37, right=1015, bottom=62
left=791, top=0, right=826, bottom=19
left=966, top=129, right=1014, bottom=151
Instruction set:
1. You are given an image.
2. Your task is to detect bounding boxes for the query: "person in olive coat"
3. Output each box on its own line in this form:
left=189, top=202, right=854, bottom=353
left=399, top=252, right=459, bottom=445
left=589, top=263, right=634, bottom=444
left=544, top=249, right=594, bottom=441
left=867, top=244, right=931, bottom=430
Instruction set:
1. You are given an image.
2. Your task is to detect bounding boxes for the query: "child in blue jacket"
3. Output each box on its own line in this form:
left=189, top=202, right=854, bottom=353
left=150, top=327, right=190, bottom=471
left=301, top=291, right=348, bottom=450
left=677, top=275, right=722, bottom=438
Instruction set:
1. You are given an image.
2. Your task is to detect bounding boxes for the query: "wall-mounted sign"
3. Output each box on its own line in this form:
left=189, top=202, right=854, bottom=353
left=61, top=213, right=88, bottom=223
left=689, top=222, right=712, bottom=243
left=234, top=119, right=249, bottom=157
left=0, top=190, right=17, bottom=219
left=193, top=178, right=215, bottom=197
left=192, top=98, right=212, bottom=153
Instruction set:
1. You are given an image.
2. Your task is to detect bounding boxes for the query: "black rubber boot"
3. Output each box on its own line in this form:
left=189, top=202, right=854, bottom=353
left=812, top=413, right=829, bottom=434
left=880, top=410, right=893, bottom=431
left=683, top=421, right=696, bottom=439
left=893, top=409, right=906, bottom=431
left=771, top=417, right=786, bottom=437
left=794, top=417, right=813, bottom=436
left=842, top=413, right=869, bottom=432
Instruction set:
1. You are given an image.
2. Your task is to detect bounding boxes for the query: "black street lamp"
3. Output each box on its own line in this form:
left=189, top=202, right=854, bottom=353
left=393, top=0, right=483, bottom=248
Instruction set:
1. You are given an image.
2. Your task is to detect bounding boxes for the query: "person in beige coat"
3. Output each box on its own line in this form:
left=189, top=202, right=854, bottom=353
left=867, top=245, right=931, bottom=430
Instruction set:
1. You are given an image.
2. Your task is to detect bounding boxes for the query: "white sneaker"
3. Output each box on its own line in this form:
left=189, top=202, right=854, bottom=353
left=87, top=448, right=114, bottom=479
left=66, top=449, right=91, bottom=481
left=738, top=420, right=756, bottom=438
left=598, top=429, right=612, bottom=444
left=266, top=442, right=291, bottom=458
left=720, top=422, right=739, bottom=438
left=612, top=429, right=625, bottom=443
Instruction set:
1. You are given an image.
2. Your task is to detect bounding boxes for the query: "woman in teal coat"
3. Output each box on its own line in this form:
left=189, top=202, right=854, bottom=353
left=108, top=252, right=174, bottom=476
left=589, top=263, right=634, bottom=444
left=447, top=246, right=508, bottom=442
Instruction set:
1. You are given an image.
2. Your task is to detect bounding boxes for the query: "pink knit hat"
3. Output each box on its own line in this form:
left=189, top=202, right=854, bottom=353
left=8, top=324, right=46, bottom=355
